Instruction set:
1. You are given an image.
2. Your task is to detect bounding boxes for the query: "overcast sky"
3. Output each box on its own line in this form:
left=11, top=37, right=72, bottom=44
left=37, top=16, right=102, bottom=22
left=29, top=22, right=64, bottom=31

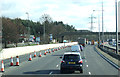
left=0, top=0, right=120, bottom=32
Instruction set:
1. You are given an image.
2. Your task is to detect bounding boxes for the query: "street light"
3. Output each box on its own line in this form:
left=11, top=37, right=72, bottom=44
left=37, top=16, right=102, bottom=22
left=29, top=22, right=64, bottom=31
left=26, top=12, right=29, bottom=20
left=115, top=0, right=118, bottom=54
left=101, top=0, right=104, bottom=49
left=25, top=12, right=30, bottom=44
left=93, top=10, right=101, bottom=47
left=43, top=17, right=47, bottom=43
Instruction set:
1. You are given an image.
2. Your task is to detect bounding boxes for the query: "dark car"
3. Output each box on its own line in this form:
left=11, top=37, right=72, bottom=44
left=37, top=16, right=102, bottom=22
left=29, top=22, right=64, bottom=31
left=60, top=52, right=83, bottom=73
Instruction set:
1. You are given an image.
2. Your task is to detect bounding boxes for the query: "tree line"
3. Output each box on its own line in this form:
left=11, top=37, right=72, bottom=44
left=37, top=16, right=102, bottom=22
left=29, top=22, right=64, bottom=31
left=2, top=14, right=76, bottom=47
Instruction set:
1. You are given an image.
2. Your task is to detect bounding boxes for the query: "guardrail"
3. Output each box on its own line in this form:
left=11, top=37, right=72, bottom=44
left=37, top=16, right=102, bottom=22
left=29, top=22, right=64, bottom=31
left=98, top=45, right=120, bottom=60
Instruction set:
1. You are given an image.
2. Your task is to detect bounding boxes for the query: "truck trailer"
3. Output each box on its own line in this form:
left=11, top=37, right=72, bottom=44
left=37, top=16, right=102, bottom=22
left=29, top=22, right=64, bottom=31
left=78, top=38, right=86, bottom=47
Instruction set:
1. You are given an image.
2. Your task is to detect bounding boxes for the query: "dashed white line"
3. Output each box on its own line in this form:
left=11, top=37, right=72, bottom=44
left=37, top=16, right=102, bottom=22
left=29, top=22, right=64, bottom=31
left=49, top=71, right=53, bottom=75
left=88, top=72, right=91, bottom=75
left=56, top=65, right=59, bottom=68
left=86, top=65, right=88, bottom=67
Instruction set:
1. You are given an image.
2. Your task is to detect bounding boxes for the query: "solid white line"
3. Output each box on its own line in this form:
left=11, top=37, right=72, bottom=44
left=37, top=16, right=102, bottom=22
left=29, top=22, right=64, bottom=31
left=86, top=65, right=88, bottom=67
left=49, top=71, right=53, bottom=75
left=88, top=72, right=91, bottom=75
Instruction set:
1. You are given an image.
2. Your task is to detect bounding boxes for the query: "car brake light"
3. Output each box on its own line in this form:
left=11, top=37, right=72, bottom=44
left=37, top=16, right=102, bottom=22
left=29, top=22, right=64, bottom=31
left=78, top=60, right=83, bottom=63
left=61, top=60, right=65, bottom=63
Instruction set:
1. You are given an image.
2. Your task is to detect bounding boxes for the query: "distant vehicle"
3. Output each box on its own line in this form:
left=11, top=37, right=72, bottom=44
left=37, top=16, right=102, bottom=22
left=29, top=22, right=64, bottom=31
left=80, top=45, right=83, bottom=51
left=36, top=37, right=40, bottom=42
left=71, top=45, right=81, bottom=52
left=91, top=40, right=95, bottom=45
left=60, top=52, right=83, bottom=73
left=112, top=42, right=116, bottom=47
left=108, top=39, right=116, bottom=45
left=88, top=41, right=91, bottom=45
left=78, top=38, right=86, bottom=47
left=29, top=37, right=34, bottom=42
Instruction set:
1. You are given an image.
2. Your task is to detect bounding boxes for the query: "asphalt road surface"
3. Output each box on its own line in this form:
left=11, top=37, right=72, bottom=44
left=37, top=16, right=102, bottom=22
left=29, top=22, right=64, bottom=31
left=0, top=45, right=119, bottom=76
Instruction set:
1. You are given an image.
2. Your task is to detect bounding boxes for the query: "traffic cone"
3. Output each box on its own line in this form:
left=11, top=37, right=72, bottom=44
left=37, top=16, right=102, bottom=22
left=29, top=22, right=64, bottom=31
left=49, top=49, right=51, bottom=53
left=46, top=50, right=48, bottom=53
left=39, top=51, right=42, bottom=57
left=29, top=53, right=32, bottom=61
left=44, top=51, right=46, bottom=55
left=1, top=60, right=4, bottom=72
left=34, top=51, right=36, bottom=57
left=10, top=57, right=14, bottom=66
left=52, top=49, right=54, bottom=52
left=16, top=56, right=19, bottom=66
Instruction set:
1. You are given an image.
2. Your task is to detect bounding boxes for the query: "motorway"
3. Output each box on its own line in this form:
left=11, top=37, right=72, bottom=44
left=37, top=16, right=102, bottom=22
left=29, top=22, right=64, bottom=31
left=0, top=45, right=119, bottom=76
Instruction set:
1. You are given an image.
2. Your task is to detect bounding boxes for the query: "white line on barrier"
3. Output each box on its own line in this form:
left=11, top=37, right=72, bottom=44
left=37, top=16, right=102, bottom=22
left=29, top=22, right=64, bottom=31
left=49, top=71, right=53, bottom=74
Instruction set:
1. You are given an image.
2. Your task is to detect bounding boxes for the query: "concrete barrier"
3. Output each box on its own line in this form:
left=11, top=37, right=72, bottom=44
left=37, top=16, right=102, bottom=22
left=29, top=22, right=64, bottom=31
left=0, top=42, right=78, bottom=60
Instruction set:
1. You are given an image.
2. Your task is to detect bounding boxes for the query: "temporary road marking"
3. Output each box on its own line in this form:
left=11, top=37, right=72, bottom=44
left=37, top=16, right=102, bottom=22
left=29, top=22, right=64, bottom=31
left=56, top=65, right=59, bottom=68
left=88, top=72, right=91, bottom=75
left=86, top=65, right=88, bottom=67
left=49, top=71, right=53, bottom=75
left=85, top=60, right=87, bottom=62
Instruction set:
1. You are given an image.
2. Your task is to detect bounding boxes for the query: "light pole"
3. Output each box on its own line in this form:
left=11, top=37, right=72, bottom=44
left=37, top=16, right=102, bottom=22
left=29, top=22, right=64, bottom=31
left=93, top=10, right=101, bottom=47
left=102, top=0, right=104, bottom=48
left=26, top=12, right=29, bottom=20
left=26, top=12, right=30, bottom=43
left=43, top=17, right=47, bottom=43
left=115, top=0, right=118, bottom=54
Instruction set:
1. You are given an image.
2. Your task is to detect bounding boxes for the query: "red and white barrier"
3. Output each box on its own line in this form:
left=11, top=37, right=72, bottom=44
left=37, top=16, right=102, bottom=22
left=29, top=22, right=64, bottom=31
left=34, top=51, right=36, bottom=57
left=39, top=51, right=42, bottom=57
left=1, top=60, right=4, bottom=72
left=10, top=57, right=14, bottom=66
left=29, top=53, right=32, bottom=61
left=16, top=56, right=19, bottom=66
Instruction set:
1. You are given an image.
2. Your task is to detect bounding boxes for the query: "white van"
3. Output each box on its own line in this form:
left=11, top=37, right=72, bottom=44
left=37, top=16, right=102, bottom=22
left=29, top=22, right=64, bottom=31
left=71, top=45, right=80, bottom=52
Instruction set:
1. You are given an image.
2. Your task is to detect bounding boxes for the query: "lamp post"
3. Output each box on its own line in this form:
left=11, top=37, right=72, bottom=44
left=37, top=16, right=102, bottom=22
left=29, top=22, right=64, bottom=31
left=115, top=0, right=118, bottom=54
left=26, top=12, right=30, bottom=44
left=93, top=10, right=101, bottom=47
left=102, top=0, right=104, bottom=48
left=43, top=17, right=47, bottom=43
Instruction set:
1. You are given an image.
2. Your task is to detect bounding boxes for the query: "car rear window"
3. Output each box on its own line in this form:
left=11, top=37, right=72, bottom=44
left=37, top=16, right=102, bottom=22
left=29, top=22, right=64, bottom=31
left=63, top=54, right=80, bottom=61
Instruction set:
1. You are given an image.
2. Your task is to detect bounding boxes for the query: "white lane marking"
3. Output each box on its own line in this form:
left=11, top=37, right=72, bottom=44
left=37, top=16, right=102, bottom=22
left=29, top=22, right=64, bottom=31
left=49, top=71, right=53, bottom=75
left=56, top=65, right=59, bottom=68
left=86, top=65, right=88, bottom=67
left=88, top=72, right=91, bottom=75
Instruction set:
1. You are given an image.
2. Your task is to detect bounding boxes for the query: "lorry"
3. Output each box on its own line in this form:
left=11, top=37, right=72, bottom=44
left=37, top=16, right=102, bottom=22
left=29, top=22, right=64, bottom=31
left=77, top=38, right=86, bottom=47
left=91, top=40, right=95, bottom=45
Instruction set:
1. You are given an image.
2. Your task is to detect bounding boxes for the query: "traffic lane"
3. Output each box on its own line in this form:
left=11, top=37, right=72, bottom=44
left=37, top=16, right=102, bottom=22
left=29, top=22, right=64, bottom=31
left=3, top=47, right=68, bottom=75
left=82, top=45, right=118, bottom=75
left=1, top=47, right=61, bottom=69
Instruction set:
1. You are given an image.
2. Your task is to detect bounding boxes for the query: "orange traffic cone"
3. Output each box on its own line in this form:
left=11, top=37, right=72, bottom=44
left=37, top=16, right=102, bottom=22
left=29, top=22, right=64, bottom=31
left=16, top=56, right=19, bottom=66
left=39, top=51, right=42, bottom=57
left=1, top=60, right=4, bottom=72
left=34, top=51, right=36, bottom=57
left=10, top=57, right=14, bottom=66
left=29, top=53, right=32, bottom=61
left=44, top=51, right=46, bottom=55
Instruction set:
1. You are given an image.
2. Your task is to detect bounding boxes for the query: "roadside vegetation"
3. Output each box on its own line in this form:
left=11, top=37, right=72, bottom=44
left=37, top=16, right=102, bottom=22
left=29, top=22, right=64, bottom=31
left=2, top=14, right=76, bottom=48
